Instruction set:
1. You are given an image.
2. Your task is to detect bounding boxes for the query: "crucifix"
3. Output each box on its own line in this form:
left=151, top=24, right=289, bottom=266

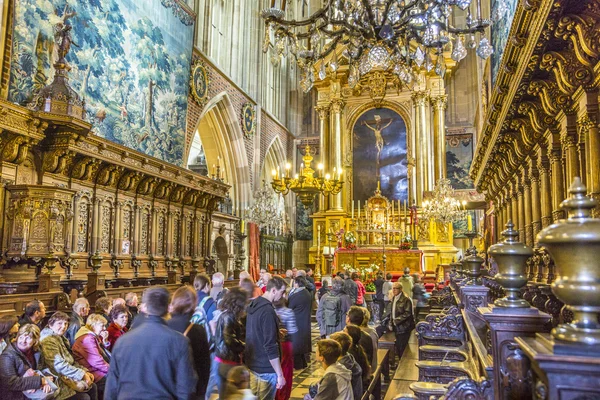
left=361, top=115, right=393, bottom=179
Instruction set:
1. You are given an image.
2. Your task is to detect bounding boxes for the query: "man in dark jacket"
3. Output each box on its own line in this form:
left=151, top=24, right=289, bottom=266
left=346, top=306, right=375, bottom=370
left=343, top=272, right=358, bottom=305
left=373, top=273, right=385, bottom=322
left=245, top=276, right=287, bottom=400
left=18, top=300, right=46, bottom=328
left=377, top=282, right=415, bottom=360
left=105, top=286, right=197, bottom=400
left=65, top=297, right=90, bottom=346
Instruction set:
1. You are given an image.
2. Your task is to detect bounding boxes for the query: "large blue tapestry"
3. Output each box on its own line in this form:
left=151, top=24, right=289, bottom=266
left=491, top=0, right=518, bottom=85
left=352, top=108, right=408, bottom=202
left=9, top=0, right=194, bottom=166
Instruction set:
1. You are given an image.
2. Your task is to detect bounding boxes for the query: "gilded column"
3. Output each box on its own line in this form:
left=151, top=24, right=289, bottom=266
left=412, top=91, right=429, bottom=204
left=584, top=91, right=600, bottom=216
left=562, top=112, right=580, bottom=187
left=114, top=201, right=122, bottom=255
left=316, top=105, right=329, bottom=211
left=549, top=145, right=565, bottom=221
left=529, top=159, right=541, bottom=242
left=71, top=193, right=80, bottom=254
left=511, top=180, right=519, bottom=230
left=504, top=187, right=512, bottom=230
left=91, top=197, right=101, bottom=254
left=329, top=99, right=344, bottom=211
left=516, top=175, right=525, bottom=243
left=521, top=169, right=532, bottom=246
left=431, top=95, right=448, bottom=182
left=537, top=149, right=552, bottom=228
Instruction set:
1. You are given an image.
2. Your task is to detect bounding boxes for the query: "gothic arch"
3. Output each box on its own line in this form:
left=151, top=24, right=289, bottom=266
left=186, top=92, right=251, bottom=215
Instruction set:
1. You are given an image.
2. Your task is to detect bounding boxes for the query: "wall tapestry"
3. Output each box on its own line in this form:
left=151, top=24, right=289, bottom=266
left=352, top=108, right=408, bottom=202
left=9, top=0, right=195, bottom=166
left=491, top=0, right=518, bottom=85
left=446, top=130, right=474, bottom=190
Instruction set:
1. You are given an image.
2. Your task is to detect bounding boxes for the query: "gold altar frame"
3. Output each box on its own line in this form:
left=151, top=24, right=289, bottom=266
left=344, top=100, right=412, bottom=213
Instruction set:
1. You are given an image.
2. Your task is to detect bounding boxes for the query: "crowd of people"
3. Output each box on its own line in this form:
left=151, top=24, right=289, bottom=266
left=0, top=266, right=427, bottom=400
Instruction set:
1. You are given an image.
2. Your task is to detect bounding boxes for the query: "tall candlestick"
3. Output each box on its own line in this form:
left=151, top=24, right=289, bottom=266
left=358, top=200, right=361, bottom=219
left=351, top=200, right=354, bottom=220
left=317, top=224, right=321, bottom=245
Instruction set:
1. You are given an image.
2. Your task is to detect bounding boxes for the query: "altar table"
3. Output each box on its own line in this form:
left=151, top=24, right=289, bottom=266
left=334, top=248, right=423, bottom=275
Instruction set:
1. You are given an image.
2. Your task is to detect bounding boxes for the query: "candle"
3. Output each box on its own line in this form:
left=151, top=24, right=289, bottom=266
left=212, top=164, right=216, bottom=176
left=351, top=200, right=354, bottom=220
left=217, top=155, right=220, bottom=166
left=467, top=214, right=473, bottom=231
left=241, top=219, right=245, bottom=234
left=358, top=200, right=361, bottom=219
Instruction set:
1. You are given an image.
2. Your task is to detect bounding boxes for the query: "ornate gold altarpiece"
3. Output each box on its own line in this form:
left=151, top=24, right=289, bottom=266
left=308, top=54, right=461, bottom=275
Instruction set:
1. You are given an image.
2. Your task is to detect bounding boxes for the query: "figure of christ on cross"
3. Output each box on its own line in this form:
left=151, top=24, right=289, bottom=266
left=361, top=115, right=393, bottom=178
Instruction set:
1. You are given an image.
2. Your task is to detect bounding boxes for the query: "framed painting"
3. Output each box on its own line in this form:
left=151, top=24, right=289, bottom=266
left=352, top=107, right=408, bottom=202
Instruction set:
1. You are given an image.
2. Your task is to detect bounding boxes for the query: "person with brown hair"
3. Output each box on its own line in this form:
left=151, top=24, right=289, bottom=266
left=0, top=324, right=57, bottom=400
left=41, top=311, right=98, bottom=400
left=106, top=304, right=129, bottom=351
left=168, top=285, right=211, bottom=399
left=191, top=273, right=217, bottom=335
left=304, top=339, right=353, bottom=400
left=94, top=297, right=112, bottom=326
left=208, top=287, right=247, bottom=399
left=343, top=325, right=370, bottom=391
left=18, top=300, right=46, bottom=329
left=0, top=315, right=19, bottom=355
left=330, top=332, right=363, bottom=400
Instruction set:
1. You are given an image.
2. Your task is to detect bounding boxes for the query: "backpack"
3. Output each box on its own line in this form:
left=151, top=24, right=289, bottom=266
left=322, top=293, right=342, bottom=327
left=191, top=296, right=213, bottom=342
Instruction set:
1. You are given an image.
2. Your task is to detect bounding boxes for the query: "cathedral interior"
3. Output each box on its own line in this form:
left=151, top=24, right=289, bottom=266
left=0, top=0, right=599, bottom=398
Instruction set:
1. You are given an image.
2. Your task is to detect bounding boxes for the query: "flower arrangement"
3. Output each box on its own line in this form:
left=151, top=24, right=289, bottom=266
left=399, top=233, right=412, bottom=250
left=344, top=231, right=357, bottom=250
left=335, top=229, right=345, bottom=248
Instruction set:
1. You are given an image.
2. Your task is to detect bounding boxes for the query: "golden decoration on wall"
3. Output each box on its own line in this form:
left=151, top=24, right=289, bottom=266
left=190, top=59, right=210, bottom=107
left=241, top=102, right=256, bottom=138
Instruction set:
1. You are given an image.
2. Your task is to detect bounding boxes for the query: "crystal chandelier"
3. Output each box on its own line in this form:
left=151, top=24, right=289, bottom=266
left=262, top=0, right=493, bottom=92
left=271, top=145, right=343, bottom=208
left=422, top=178, right=467, bottom=225
left=248, top=182, right=284, bottom=233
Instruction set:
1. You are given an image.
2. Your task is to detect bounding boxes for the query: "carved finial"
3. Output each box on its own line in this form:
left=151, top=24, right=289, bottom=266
left=502, top=220, right=519, bottom=243
left=560, top=177, right=596, bottom=220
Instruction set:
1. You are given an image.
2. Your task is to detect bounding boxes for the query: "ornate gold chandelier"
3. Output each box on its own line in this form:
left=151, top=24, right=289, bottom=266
left=422, top=178, right=467, bottom=225
left=261, top=0, right=493, bottom=92
left=271, top=145, right=343, bottom=208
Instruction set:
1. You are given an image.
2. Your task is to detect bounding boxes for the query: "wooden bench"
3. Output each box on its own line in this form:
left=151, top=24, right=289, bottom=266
left=378, top=332, right=396, bottom=379
left=361, top=349, right=389, bottom=400
left=418, top=345, right=468, bottom=362
left=415, top=360, right=472, bottom=384
left=408, top=382, right=447, bottom=400
left=0, top=290, right=71, bottom=319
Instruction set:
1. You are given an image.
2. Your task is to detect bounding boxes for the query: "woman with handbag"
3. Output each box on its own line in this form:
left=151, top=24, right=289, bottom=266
left=167, top=286, right=211, bottom=399
left=208, top=287, right=247, bottom=400
left=72, top=314, right=111, bottom=399
left=40, top=312, right=98, bottom=400
left=0, top=324, right=57, bottom=400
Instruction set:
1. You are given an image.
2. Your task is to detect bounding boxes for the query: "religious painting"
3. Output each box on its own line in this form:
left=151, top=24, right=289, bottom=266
left=491, top=0, right=519, bottom=84
left=352, top=108, right=408, bottom=202
left=294, top=139, right=318, bottom=240
left=8, top=0, right=195, bottom=167
left=446, top=130, right=474, bottom=189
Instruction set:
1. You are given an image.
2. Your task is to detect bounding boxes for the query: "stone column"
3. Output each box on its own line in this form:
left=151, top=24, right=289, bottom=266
left=522, top=168, right=533, bottom=247
left=316, top=105, right=329, bottom=211
left=538, top=150, right=552, bottom=228
left=431, top=95, right=448, bottom=182
left=529, top=160, right=541, bottom=242
left=328, top=99, right=344, bottom=211
left=412, top=91, right=429, bottom=204
left=549, top=145, right=565, bottom=221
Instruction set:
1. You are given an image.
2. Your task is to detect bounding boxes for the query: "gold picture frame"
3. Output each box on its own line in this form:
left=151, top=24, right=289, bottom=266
left=190, top=59, right=209, bottom=106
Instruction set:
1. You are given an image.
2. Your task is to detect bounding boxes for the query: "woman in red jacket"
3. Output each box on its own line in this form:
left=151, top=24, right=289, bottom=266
left=106, top=304, right=129, bottom=351
left=72, top=313, right=111, bottom=398
left=352, top=273, right=367, bottom=307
